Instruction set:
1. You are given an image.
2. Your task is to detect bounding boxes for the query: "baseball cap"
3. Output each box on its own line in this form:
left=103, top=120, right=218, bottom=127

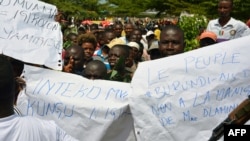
left=146, top=30, right=155, bottom=37
left=148, top=41, right=159, bottom=52
left=127, top=42, right=140, bottom=50
left=199, top=31, right=217, bottom=42
left=154, top=25, right=159, bottom=28
left=106, top=38, right=125, bottom=48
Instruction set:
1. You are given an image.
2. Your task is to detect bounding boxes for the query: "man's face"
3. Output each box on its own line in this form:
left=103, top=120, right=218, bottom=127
left=69, top=35, right=78, bottom=46
left=124, top=24, right=134, bottom=37
left=129, top=34, right=137, bottom=42
left=108, top=47, right=125, bottom=68
left=64, top=48, right=84, bottom=70
left=158, top=29, right=184, bottom=57
left=132, top=30, right=142, bottom=42
left=218, top=0, right=232, bottom=18
left=104, top=32, right=116, bottom=44
left=114, top=24, right=123, bottom=37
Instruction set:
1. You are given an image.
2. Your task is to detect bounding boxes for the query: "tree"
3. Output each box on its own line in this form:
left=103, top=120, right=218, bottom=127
left=40, top=0, right=108, bottom=20
left=41, top=0, right=250, bottom=21
left=106, top=0, right=147, bottom=17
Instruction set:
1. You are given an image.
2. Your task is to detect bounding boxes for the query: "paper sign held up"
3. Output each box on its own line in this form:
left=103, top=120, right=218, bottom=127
left=17, top=65, right=136, bottom=141
left=0, top=0, right=63, bottom=70
left=130, top=35, right=250, bottom=141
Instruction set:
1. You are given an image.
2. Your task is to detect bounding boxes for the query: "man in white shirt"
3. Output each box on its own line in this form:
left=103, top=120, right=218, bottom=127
left=206, top=0, right=250, bottom=42
left=0, top=55, right=79, bottom=141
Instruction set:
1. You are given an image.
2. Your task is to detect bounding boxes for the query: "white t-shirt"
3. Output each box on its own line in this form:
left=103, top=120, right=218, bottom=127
left=206, top=17, right=250, bottom=42
left=0, top=114, right=79, bottom=141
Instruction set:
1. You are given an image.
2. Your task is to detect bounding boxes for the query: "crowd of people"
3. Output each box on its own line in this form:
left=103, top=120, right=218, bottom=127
left=1, top=0, right=250, bottom=140
left=58, top=0, right=250, bottom=83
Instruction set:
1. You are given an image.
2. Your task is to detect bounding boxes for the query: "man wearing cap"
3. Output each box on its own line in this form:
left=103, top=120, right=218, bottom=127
left=126, top=42, right=140, bottom=75
left=146, top=30, right=157, bottom=48
left=142, top=30, right=158, bottom=61
left=147, top=40, right=161, bottom=60
left=199, top=31, right=218, bottom=47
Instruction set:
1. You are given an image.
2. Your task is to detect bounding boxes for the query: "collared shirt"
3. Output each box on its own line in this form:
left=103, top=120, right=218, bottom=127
left=206, top=17, right=250, bottom=42
left=0, top=114, right=79, bottom=141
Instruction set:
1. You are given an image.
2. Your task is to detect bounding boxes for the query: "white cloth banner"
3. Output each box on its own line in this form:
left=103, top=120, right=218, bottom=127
left=130, top=35, right=250, bottom=141
left=0, top=0, right=63, bottom=70
left=17, top=65, right=136, bottom=141
left=15, top=21, right=250, bottom=140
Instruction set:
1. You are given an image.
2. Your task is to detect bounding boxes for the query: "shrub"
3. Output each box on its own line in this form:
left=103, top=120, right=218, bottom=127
left=178, top=14, right=208, bottom=51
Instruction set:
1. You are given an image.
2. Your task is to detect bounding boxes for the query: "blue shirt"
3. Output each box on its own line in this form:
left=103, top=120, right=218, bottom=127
left=93, top=47, right=111, bottom=71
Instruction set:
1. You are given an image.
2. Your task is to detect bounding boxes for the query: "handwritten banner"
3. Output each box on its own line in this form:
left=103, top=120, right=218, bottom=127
left=17, top=65, right=136, bottom=141
left=130, top=35, right=250, bottom=141
left=0, top=0, right=63, bottom=70
left=16, top=36, right=250, bottom=141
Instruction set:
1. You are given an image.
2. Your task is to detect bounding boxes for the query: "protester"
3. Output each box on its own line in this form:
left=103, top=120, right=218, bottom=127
left=119, top=22, right=135, bottom=44
left=126, top=41, right=140, bottom=75
left=146, top=30, right=157, bottom=48
left=158, top=25, right=185, bottom=58
left=113, top=22, right=123, bottom=38
left=206, top=0, right=250, bottom=42
left=6, top=57, right=25, bottom=105
left=94, top=30, right=105, bottom=51
left=129, top=28, right=143, bottom=43
left=77, top=33, right=98, bottom=69
left=106, top=44, right=132, bottom=82
left=199, top=31, right=218, bottom=47
left=140, top=30, right=157, bottom=61
left=63, top=45, right=84, bottom=75
left=87, top=24, right=99, bottom=34
left=147, top=40, right=161, bottom=60
left=63, top=32, right=78, bottom=49
left=128, top=33, right=138, bottom=43
left=77, top=26, right=87, bottom=36
left=82, top=60, right=107, bottom=80
left=0, top=55, right=79, bottom=141
left=135, top=41, right=144, bottom=64
left=93, top=29, right=116, bottom=70
left=140, top=28, right=149, bottom=50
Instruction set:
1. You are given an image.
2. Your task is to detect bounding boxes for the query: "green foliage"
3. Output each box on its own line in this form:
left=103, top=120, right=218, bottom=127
left=40, top=0, right=249, bottom=51
left=107, top=0, right=146, bottom=16
left=178, top=15, right=208, bottom=52
left=41, top=0, right=250, bottom=21
left=40, top=0, right=105, bottom=19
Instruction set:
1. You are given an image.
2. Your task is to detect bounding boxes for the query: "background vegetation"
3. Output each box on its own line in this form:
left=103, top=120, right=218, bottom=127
left=41, top=0, right=250, bottom=51
left=41, top=0, right=250, bottom=21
